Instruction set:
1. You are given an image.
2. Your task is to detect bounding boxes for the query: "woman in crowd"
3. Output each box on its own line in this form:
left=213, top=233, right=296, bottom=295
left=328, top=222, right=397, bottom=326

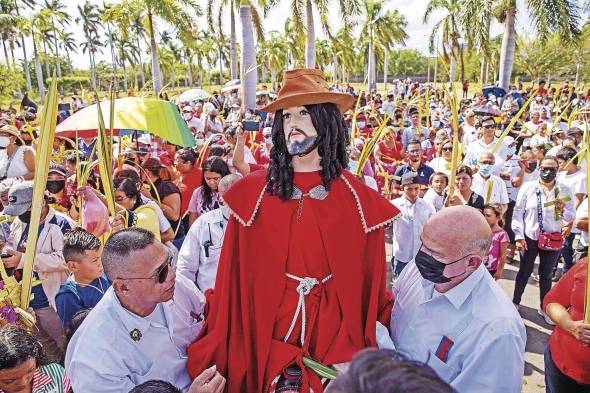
left=543, top=258, right=590, bottom=392
left=0, top=125, right=35, bottom=180
left=512, top=156, right=576, bottom=324
left=428, top=139, right=453, bottom=176
left=112, top=176, right=161, bottom=239
left=0, top=325, right=70, bottom=393
left=482, top=203, right=510, bottom=280
left=188, top=156, right=230, bottom=226
left=446, top=165, right=485, bottom=210
left=142, top=158, right=184, bottom=240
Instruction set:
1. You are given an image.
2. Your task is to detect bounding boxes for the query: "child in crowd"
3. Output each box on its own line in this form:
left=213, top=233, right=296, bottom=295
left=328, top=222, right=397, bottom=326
left=55, top=228, right=110, bottom=327
left=482, top=204, right=510, bottom=280
left=423, top=172, right=448, bottom=211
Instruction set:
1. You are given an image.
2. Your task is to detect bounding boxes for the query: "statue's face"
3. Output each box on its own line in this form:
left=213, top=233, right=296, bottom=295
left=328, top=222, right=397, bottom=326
left=282, top=106, right=318, bottom=156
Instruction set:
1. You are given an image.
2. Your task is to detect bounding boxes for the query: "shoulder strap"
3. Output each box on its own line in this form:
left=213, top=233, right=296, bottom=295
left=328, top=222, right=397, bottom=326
left=535, top=187, right=544, bottom=232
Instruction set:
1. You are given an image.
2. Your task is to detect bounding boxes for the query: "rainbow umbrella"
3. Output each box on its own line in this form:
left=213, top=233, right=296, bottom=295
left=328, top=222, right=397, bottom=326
left=55, top=96, right=195, bottom=147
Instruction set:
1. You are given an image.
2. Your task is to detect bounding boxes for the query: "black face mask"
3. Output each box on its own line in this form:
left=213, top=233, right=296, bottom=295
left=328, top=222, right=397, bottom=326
left=527, top=162, right=537, bottom=172
left=414, top=249, right=468, bottom=284
left=18, top=210, right=31, bottom=224
left=46, top=180, right=65, bottom=194
left=540, top=169, right=557, bottom=182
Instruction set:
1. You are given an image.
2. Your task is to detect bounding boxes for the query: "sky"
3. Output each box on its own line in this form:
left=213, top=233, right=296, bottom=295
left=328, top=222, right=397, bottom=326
left=16, top=0, right=536, bottom=71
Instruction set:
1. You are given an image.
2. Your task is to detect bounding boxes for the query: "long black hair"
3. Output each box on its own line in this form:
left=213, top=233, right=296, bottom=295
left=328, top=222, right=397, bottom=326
left=201, top=156, right=230, bottom=209
left=266, top=103, right=349, bottom=201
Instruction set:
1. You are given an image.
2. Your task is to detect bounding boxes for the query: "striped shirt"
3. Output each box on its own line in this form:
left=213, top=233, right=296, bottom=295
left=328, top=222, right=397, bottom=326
left=0, top=363, right=70, bottom=393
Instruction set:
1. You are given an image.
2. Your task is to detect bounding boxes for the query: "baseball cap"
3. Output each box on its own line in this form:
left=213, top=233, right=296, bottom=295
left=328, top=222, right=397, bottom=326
left=3, top=180, right=33, bottom=216
left=401, top=171, right=420, bottom=186
left=48, top=163, right=67, bottom=177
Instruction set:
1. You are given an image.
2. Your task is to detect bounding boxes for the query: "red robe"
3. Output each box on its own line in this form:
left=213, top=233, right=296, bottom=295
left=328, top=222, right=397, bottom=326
left=187, top=169, right=399, bottom=392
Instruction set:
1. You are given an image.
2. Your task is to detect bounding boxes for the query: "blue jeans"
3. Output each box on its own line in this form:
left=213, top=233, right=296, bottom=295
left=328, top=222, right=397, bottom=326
left=561, top=232, right=577, bottom=273
left=544, top=345, right=590, bottom=393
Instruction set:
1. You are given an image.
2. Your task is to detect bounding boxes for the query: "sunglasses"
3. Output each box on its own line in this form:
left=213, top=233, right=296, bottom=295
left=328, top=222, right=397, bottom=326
left=482, top=124, right=495, bottom=129
left=120, top=253, right=173, bottom=284
left=442, top=147, right=453, bottom=152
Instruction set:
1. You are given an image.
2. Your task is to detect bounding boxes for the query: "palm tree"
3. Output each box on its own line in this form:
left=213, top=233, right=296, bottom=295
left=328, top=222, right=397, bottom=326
left=107, top=0, right=200, bottom=95
left=23, top=14, right=46, bottom=102
left=76, top=0, right=101, bottom=88
left=289, top=0, right=359, bottom=68
left=360, top=0, right=407, bottom=91
left=0, top=12, right=17, bottom=70
left=496, top=0, right=581, bottom=89
left=332, top=26, right=358, bottom=83
left=283, top=17, right=305, bottom=67
left=101, top=2, right=120, bottom=91
left=459, top=0, right=494, bottom=84
left=11, top=0, right=35, bottom=91
left=424, top=0, right=465, bottom=84
left=257, top=31, right=288, bottom=84
left=58, top=29, right=76, bottom=72
left=42, top=0, right=70, bottom=79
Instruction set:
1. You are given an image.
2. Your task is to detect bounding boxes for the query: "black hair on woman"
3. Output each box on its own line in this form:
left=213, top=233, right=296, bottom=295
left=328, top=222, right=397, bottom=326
left=266, top=103, right=349, bottom=201
left=114, top=177, right=143, bottom=210
left=0, top=325, right=47, bottom=370
left=200, top=156, right=230, bottom=210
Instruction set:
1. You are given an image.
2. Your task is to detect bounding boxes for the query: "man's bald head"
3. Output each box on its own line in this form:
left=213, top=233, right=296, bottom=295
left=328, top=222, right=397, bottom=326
left=218, top=174, right=241, bottom=196
left=478, top=151, right=495, bottom=164
left=422, top=206, right=492, bottom=260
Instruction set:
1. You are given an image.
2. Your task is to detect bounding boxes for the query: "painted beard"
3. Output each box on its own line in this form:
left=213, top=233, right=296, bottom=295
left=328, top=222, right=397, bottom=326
left=286, top=129, right=319, bottom=156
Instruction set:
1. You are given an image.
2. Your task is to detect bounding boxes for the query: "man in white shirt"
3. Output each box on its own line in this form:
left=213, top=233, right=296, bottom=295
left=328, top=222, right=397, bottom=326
left=460, top=110, right=478, bottom=147
left=65, top=228, right=222, bottom=393
left=402, top=109, right=429, bottom=149
left=471, top=151, right=509, bottom=211
left=390, top=172, right=435, bottom=277
left=381, top=94, right=395, bottom=116
left=177, top=174, right=240, bottom=291
left=463, top=116, right=506, bottom=172
left=390, top=206, right=526, bottom=393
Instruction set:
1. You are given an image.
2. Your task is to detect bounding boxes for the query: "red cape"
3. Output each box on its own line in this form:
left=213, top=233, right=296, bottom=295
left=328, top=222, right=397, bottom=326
left=187, top=170, right=399, bottom=392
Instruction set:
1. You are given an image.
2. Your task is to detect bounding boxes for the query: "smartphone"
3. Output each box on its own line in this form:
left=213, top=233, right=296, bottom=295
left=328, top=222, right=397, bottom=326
left=242, top=120, right=260, bottom=131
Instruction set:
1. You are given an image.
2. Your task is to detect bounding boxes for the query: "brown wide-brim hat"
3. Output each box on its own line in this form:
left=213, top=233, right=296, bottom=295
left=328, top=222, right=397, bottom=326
left=262, top=68, right=355, bottom=114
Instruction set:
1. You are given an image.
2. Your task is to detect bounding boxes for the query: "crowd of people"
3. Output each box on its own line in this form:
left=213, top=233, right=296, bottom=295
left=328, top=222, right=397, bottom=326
left=0, top=71, right=590, bottom=393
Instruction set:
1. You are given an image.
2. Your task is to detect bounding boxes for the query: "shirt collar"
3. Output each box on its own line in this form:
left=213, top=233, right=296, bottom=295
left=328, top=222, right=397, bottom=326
left=422, top=263, right=485, bottom=309
left=110, top=288, right=152, bottom=336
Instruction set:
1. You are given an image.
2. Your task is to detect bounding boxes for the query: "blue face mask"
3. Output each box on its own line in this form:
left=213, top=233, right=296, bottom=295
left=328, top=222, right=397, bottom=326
left=478, top=164, right=493, bottom=177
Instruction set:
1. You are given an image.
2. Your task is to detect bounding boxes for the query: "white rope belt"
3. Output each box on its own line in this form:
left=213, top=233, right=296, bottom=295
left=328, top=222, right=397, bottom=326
left=283, top=273, right=333, bottom=345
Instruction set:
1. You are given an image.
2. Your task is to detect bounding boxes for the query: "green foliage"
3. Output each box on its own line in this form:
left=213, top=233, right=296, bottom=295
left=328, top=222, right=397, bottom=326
left=388, top=49, right=429, bottom=78
left=0, top=64, right=24, bottom=98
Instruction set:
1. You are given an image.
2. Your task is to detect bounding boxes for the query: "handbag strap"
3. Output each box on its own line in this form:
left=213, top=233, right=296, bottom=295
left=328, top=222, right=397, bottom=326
left=535, top=188, right=545, bottom=233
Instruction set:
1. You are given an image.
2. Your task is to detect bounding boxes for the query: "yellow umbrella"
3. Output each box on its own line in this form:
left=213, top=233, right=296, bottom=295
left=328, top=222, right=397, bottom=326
left=55, top=97, right=195, bottom=147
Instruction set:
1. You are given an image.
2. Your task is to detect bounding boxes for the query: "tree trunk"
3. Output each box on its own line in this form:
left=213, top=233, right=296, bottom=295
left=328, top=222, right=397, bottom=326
left=90, top=51, right=97, bottom=89
left=427, top=57, right=431, bottom=82
left=42, top=40, right=50, bottom=78
left=1, top=36, right=10, bottom=71
left=383, top=50, right=388, bottom=92
left=304, top=0, right=315, bottom=68
left=480, top=59, right=486, bottom=85
left=135, top=34, right=145, bottom=88
left=122, top=57, right=128, bottom=91
left=187, top=53, right=194, bottom=86
left=51, top=21, right=61, bottom=79
left=218, top=45, right=223, bottom=85
left=230, top=3, right=238, bottom=80
left=14, top=1, right=31, bottom=90
left=240, top=2, right=256, bottom=110
left=459, top=46, right=465, bottom=83
left=107, top=25, right=119, bottom=91
left=575, top=62, right=581, bottom=87
left=332, top=51, right=338, bottom=84
left=147, top=11, right=163, bottom=94
left=449, top=56, right=456, bottom=84
left=32, top=39, right=44, bottom=103
left=368, top=39, right=376, bottom=91
left=498, top=6, right=516, bottom=90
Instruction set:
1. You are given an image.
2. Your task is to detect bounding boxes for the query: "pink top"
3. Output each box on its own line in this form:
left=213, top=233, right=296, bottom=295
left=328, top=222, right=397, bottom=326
left=188, top=186, right=221, bottom=215
left=483, top=228, right=509, bottom=271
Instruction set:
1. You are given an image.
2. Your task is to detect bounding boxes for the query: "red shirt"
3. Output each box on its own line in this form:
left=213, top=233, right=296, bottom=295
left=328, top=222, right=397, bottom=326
left=180, top=165, right=202, bottom=214
left=543, top=259, right=590, bottom=384
left=253, top=145, right=270, bottom=166
left=376, top=141, right=403, bottom=164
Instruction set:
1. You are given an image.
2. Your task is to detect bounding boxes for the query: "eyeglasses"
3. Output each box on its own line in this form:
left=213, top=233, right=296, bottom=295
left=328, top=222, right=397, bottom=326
left=481, top=124, right=495, bottom=129
left=114, top=195, right=129, bottom=202
left=119, top=253, right=173, bottom=284
left=442, top=147, right=453, bottom=152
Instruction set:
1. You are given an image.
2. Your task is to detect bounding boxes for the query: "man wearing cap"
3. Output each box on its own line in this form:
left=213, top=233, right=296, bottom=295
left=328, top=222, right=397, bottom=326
left=390, top=171, right=435, bottom=277
left=187, top=68, right=399, bottom=393
left=2, top=181, right=76, bottom=361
